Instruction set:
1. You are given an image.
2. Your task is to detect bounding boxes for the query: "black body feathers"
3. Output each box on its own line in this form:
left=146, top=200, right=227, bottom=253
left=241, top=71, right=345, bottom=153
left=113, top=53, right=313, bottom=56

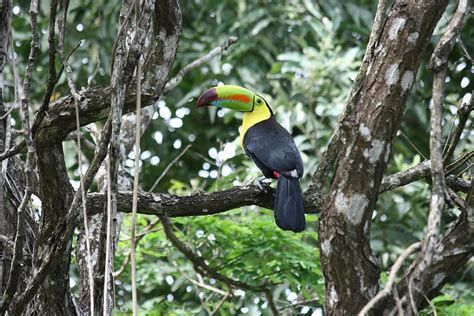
left=243, top=117, right=306, bottom=232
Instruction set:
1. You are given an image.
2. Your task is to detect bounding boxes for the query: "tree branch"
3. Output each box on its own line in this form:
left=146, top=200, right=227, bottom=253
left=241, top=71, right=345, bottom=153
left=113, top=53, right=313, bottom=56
left=163, top=36, right=238, bottom=93
left=160, top=216, right=279, bottom=315
left=443, top=90, right=473, bottom=164
left=375, top=175, right=473, bottom=314
left=358, top=242, right=422, bottom=315
left=401, top=1, right=471, bottom=313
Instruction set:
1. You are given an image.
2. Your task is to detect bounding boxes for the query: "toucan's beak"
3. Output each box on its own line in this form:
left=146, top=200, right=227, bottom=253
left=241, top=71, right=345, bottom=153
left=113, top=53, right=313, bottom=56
left=196, top=85, right=255, bottom=112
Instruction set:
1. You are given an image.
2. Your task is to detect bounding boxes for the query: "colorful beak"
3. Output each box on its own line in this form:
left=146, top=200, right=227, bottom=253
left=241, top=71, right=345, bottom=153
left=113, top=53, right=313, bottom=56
left=196, top=85, right=255, bottom=112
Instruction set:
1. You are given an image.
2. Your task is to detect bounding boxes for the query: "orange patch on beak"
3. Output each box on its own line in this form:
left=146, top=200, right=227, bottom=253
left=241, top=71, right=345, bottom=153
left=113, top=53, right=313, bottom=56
left=227, top=94, right=251, bottom=103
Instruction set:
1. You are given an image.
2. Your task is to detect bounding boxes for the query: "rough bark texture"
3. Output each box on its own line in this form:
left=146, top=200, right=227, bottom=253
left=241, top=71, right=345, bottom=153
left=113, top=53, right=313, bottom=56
left=0, top=0, right=11, bottom=297
left=0, top=0, right=182, bottom=314
left=318, top=1, right=449, bottom=314
left=28, top=140, right=76, bottom=315
left=74, top=0, right=182, bottom=313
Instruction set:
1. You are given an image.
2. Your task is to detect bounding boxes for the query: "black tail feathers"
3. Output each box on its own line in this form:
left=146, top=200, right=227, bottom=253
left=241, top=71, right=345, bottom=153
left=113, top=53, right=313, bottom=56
left=274, top=176, right=306, bottom=232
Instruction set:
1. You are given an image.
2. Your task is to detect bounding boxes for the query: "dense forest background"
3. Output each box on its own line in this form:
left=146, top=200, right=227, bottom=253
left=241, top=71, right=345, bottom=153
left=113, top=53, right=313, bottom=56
left=1, top=0, right=472, bottom=315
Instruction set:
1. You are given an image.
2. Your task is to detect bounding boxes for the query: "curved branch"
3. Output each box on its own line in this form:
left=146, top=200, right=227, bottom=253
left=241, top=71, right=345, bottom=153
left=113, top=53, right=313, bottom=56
left=32, top=1, right=181, bottom=144
left=160, top=216, right=279, bottom=315
left=358, top=242, right=422, bottom=315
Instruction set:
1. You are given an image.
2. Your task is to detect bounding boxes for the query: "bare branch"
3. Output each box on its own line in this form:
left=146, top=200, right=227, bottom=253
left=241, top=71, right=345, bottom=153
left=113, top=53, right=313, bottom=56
left=130, top=1, right=143, bottom=313
left=87, top=183, right=274, bottom=217
left=0, top=139, right=25, bottom=161
left=113, top=217, right=160, bottom=277
left=380, top=155, right=471, bottom=194
left=358, top=242, right=422, bottom=315
left=84, top=156, right=473, bottom=220
left=211, top=291, right=231, bottom=315
left=443, top=90, right=473, bottom=163
left=402, top=1, right=471, bottom=313
left=163, top=36, right=238, bottom=93
left=149, top=144, right=192, bottom=192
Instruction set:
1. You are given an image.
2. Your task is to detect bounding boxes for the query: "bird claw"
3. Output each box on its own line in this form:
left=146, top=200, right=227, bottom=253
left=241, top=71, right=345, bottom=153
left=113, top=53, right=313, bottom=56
left=254, top=177, right=272, bottom=192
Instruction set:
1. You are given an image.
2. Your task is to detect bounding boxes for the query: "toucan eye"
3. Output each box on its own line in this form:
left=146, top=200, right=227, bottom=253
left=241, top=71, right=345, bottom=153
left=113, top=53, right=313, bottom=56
left=256, top=98, right=262, bottom=104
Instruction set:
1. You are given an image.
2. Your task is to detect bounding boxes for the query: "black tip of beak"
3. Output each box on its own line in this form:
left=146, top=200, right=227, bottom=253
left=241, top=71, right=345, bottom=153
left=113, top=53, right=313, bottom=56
left=197, top=88, right=218, bottom=107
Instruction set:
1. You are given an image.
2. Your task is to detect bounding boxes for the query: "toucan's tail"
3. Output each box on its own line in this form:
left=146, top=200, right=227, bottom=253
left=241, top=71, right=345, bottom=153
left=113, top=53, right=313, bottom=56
left=274, top=176, right=305, bottom=232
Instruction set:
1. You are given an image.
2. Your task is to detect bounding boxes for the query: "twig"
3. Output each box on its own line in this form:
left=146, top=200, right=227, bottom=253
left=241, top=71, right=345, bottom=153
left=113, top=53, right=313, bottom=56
left=113, top=217, right=160, bottom=277
left=446, top=150, right=473, bottom=174
left=393, top=286, right=403, bottom=316
left=65, top=131, right=96, bottom=151
left=399, top=130, right=427, bottom=160
left=168, top=259, right=227, bottom=296
left=115, top=144, right=192, bottom=277
left=211, top=291, right=231, bottom=315
left=0, top=0, right=39, bottom=313
left=130, top=0, right=142, bottom=314
left=264, top=288, right=279, bottom=316
left=358, top=242, right=422, bottom=315
left=0, top=106, right=13, bottom=120
left=163, top=36, right=238, bottom=93
left=0, top=139, right=25, bottom=162
left=443, top=91, right=473, bottom=163
left=149, top=144, right=192, bottom=192
left=0, top=234, right=31, bottom=259
left=457, top=35, right=473, bottom=63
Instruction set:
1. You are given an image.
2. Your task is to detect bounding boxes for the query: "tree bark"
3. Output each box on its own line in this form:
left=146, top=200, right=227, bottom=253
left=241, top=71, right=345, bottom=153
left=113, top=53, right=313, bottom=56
left=74, top=0, right=182, bottom=313
left=317, top=1, right=449, bottom=314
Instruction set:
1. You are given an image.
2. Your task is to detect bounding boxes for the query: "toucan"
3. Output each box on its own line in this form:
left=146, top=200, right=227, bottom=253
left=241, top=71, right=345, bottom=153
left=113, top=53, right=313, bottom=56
left=197, top=85, right=305, bottom=232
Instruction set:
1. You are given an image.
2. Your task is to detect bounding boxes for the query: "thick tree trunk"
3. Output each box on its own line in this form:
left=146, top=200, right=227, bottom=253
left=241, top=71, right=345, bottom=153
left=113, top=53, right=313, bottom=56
left=318, top=1, right=449, bottom=314
left=26, top=141, right=77, bottom=315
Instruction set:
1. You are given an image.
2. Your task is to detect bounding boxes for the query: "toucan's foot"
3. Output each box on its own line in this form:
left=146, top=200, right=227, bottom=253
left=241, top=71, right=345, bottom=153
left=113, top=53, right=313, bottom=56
left=254, top=177, right=272, bottom=192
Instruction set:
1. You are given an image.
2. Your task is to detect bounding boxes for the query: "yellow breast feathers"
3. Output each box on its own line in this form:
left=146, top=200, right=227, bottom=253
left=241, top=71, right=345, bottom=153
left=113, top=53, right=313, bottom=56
left=239, top=102, right=272, bottom=148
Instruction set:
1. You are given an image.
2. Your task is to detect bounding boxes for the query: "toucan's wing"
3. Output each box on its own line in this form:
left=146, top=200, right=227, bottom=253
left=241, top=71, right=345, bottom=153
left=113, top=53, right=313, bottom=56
left=243, top=117, right=303, bottom=177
